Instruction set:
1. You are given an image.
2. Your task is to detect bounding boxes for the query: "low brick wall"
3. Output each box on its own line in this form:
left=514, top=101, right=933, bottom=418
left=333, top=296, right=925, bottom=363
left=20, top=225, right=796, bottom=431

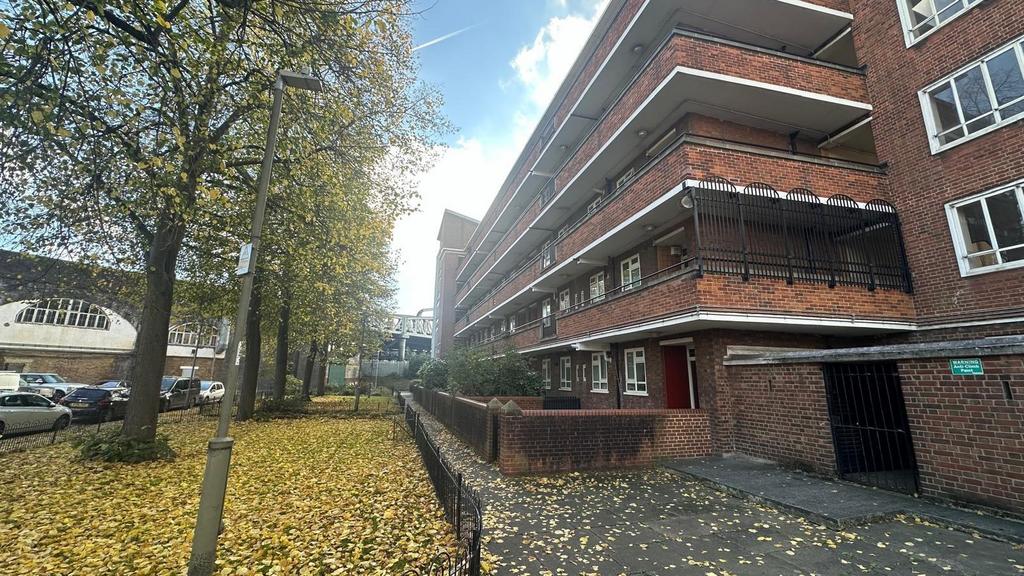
left=499, top=409, right=712, bottom=475
left=413, top=387, right=498, bottom=461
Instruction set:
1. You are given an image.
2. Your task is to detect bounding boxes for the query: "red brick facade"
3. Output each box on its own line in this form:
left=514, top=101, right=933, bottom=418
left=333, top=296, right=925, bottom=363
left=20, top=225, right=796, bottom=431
left=433, top=0, right=1024, bottom=513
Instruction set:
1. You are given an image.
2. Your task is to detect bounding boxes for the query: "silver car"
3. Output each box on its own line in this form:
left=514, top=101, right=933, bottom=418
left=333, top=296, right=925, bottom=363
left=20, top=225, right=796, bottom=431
left=18, top=373, right=87, bottom=402
left=0, top=392, right=73, bottom=436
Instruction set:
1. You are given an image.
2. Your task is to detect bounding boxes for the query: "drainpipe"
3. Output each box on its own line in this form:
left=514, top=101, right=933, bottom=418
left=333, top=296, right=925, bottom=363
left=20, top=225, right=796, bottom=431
left=611, top=342, right=623, bottom=409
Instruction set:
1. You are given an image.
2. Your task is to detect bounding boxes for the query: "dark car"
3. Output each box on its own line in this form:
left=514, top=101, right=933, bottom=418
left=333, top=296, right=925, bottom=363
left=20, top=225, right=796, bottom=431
left=159, top=377, right=201, bottom=411
left=60, top=387, right=127, bottom=422
left=94, top=379, right=130, bottom=391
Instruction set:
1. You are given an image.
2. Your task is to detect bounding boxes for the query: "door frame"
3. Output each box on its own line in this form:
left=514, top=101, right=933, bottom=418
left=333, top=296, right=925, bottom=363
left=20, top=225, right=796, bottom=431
left=660, top=338, right=697, bottom=409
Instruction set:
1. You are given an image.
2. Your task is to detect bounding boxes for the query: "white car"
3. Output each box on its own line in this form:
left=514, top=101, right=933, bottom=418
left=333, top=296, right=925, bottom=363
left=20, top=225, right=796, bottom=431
left=0, top=392, right=72, bottom=436
left=199, top=381, right=225, bottom=404
left=18, top=373, right=88, bottom=401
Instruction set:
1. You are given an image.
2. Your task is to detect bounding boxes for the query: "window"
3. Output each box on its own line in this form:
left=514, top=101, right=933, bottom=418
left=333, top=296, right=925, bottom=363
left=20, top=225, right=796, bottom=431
left=509, top=315, right=517, bottom=332
left=624, top=348, right=647, bottom=395
left=541, top=241, right=555, bottom=268
left=168, top=323, right=219, bottom=348
left=541, top=300, right=552, bottom=327
left=541, top=359, right=551, bottom=389
left=591, top=353, right=609, bottom=392
left=589, top=271, right=606, bottom=302
left=921, top=37, right=1024, bottom=152
left=897, top=0, right=982, bottom=45
left=946, top=180, right=1024, bottom=275
left=15, top=298, right=110, bottom=330
left=620, top=254, right=641, bottom=291
left=560, top=357, right=572, bottom=390
left=559, top=289, right=571, bottom=311
left=615, top=167, right=636, bottom=190
left=576, top=364, right=586, bottom=386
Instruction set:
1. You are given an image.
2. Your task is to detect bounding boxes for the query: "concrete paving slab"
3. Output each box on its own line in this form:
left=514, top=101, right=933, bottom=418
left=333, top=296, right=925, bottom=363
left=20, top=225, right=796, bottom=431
left=664, top=455, right=1024, bottom=545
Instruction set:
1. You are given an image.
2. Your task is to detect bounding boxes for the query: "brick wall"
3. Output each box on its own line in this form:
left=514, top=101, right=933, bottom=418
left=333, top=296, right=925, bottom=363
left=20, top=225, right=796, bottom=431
left=725, top=363, right=837, bottom=474
left=1, top=351, right=132, bottom=384
left=850, top=0, right=1024, bottom=326
left=498, top=409, right=712, bottom=475
left=898, top=355, right=1024, bottom=513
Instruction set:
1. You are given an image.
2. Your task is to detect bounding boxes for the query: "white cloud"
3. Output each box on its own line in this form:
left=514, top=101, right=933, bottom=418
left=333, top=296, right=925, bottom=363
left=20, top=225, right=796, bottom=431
left=392, top=1, right=607, bottom=314
left=511, top=1, right=607, bottom=111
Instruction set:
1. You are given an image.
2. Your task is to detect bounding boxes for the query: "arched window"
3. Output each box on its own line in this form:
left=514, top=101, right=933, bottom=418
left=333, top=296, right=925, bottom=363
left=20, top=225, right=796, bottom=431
left=15, top=298, right=111, bottom=330
left=168, top=323, right=219, bottom=348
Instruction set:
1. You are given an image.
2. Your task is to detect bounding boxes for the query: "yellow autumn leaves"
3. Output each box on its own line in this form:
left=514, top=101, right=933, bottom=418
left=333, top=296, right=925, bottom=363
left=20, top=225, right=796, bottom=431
left=0, top=417, right=454, bottom=575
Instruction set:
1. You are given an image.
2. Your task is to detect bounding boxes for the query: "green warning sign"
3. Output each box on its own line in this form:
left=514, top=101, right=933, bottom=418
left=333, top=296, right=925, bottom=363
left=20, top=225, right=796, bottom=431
left=949, top=358, right=984, bottom=375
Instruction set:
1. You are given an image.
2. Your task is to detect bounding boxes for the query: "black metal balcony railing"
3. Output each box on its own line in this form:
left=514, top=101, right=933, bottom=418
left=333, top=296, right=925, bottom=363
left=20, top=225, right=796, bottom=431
left=690, top=177, right=913, bottom=293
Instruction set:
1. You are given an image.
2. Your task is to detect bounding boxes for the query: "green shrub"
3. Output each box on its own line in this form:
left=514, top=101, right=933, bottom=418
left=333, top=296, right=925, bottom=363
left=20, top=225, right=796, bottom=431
left=447, top=348, right=542, bottom=397
left=284, top=374, right=303, bottom=398
left=418, top=358, right=448, bottom=390
left=254, top=398, right=309, bottom=419
left=73, top=430, right=177, bottom=463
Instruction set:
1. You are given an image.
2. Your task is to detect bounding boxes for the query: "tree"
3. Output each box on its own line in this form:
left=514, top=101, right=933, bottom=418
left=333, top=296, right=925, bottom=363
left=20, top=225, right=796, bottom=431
left=0, top=1, right=443, bottom=441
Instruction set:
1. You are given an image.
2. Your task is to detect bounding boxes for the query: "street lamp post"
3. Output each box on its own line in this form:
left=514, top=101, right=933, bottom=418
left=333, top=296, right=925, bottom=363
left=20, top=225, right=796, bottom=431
left=187, top=70, right=323, bottom=576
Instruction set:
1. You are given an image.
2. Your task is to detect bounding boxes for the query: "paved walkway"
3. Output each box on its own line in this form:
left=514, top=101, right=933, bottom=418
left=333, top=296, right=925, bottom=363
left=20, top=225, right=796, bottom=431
left=405, top=398, right=1024, bottom=576
left=665, top=457, right=1024, bottom=544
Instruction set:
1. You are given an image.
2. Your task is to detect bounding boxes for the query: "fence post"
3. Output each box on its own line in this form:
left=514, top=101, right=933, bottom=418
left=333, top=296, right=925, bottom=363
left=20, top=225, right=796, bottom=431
left=455, top=472, right=463, bottom=540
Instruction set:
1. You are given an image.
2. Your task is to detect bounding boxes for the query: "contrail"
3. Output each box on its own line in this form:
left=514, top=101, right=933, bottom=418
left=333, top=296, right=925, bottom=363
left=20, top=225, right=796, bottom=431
left=413, top=23, right=477, bottom=52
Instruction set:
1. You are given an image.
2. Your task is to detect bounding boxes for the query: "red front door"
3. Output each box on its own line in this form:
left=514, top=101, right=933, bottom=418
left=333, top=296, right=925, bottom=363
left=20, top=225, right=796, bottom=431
left=663, top=346, right=691, bottom=409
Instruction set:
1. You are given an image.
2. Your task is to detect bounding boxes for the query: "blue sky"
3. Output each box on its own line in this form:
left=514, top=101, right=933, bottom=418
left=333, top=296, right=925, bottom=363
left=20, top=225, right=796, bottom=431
left=393, top=0, right=608, bottom=314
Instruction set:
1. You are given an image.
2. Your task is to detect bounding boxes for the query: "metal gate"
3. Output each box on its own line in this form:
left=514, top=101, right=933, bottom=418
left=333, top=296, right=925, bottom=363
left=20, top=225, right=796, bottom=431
left=823, top=362, right=919, bottom=494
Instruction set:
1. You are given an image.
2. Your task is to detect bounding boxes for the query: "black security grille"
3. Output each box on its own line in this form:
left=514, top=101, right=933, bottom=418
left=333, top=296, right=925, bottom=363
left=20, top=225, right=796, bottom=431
left=543, top=395, right=581, bottom=410
left=823, top=362, right=919, bottom=494
left=690, top=177, right=913, bottom=293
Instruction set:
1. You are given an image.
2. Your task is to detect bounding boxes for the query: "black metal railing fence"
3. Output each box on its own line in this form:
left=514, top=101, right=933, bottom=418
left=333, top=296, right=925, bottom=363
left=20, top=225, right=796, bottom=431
left=396, top=395, right=483, bottom=576
left=690, top=177, right=913, bottom=293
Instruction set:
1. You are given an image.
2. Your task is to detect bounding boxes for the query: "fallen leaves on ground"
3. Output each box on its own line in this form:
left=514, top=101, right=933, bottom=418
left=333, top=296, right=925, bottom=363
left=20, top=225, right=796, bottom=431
left=409, top=400, right=1024, bottom=576
left=0, top=416, right=453, bottom=575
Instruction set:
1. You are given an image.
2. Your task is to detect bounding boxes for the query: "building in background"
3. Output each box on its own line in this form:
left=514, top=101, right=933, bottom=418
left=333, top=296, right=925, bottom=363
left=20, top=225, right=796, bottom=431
left=433, top=0, right=1024, bottom=513
left=0, top=250, right=227, bottom=383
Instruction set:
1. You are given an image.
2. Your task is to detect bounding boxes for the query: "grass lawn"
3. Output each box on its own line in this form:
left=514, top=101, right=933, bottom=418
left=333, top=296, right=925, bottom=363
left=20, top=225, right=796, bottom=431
left=0, top=416, right=452, bottom=575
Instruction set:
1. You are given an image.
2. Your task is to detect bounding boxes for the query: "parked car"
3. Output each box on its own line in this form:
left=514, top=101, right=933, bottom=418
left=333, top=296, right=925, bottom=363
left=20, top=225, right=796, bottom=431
left=18, top=373, right=87, bottom=401
left=0, top=392, right=72, bottom=435
left=0, top=372, right=24, bottom=393
left=94, top=379, right=130, bottom=390
left=159, top=377, right=201, bottom=411
left=60, top=387, right=128, bottom=423
left=199, top=381, right=225, bottom=404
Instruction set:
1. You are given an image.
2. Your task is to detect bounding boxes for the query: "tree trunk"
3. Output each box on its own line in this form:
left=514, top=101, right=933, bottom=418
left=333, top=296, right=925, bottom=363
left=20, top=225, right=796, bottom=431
left=272, top=298, right=290, bottom=400
left=315, top=351, right=327, bottom=396
left=236, top=273, right=263, bottom=421
left=301, top=340, right=317, bottom=400
left=122, top=218, right=186, bottom=441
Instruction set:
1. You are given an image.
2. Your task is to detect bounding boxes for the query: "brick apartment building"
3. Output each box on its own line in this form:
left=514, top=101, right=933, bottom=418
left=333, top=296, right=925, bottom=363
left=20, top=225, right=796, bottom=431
left=433, top=0, right=1024, bottom=513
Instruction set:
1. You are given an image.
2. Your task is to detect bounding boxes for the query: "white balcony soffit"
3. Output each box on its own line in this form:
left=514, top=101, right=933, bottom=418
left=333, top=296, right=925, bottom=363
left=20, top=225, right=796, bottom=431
left=455, top=0, right=852, bottom=284
left=455, top=65, right=871, bottom=311
left=515, top=311, right=916, bottom=355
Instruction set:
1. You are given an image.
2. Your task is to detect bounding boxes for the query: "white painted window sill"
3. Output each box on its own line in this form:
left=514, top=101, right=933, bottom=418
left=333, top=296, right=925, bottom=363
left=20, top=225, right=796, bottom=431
left=624, top=390, right=648, bottom=396
left=590, top=388, right=609, bottom=394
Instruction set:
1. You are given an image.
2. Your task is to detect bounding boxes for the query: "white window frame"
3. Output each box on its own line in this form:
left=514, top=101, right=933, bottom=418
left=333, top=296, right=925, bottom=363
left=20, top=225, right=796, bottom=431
left=541, top=299, right=552, bottom=327
left=509, top=314, right=516, bottom=332
left=919, top=36, right=1024, bottom=154
left=896, top=0, right=983, bottom=47
left=541, top=241, right=554, bottom=268
left=541, top=358, right=551, bottom=389
left=15, top=298, right=111, bottom=331
left=624, top=347, right=648, bottom=396
left=590, top=352, right=609, bottom=393
left=620, top=254, right=641, bottom=291
left=945, top=178, right=1024, bottom=276
left=559, top=289, right=570, bottom=311
left=559, top=357, right=572, bottom=390
left=589, top=271, right=606, bottom=302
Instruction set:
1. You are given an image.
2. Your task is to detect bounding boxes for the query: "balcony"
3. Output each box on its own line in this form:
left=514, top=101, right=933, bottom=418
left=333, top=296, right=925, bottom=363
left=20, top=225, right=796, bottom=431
left=456, top=0, right=857, bottom=286
left=454, top=29, right=871, bottom=313
left=464, top=176, right=915, bottom=352
left=453, top=134, right=889, bottom=336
